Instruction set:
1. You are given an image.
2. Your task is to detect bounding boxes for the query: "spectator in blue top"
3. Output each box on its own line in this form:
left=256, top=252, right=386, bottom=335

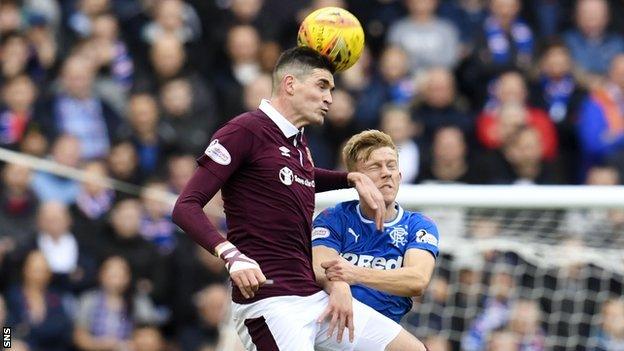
left=577, top=54, right=624, bottom=179
left=563, top=0, right=624, bottom=82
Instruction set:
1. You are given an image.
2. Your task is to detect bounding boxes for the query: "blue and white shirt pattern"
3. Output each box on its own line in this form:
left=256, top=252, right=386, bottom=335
left=312, top=200, right=439, bottom=322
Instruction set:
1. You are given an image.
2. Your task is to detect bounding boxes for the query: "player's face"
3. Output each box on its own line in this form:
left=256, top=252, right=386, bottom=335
left=293, top=68, right=334, bottom=125
left=357, top=146, right=401, bottom=206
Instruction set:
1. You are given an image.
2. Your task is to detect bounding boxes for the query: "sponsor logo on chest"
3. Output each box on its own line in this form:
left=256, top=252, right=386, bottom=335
left=279, top=166, right=315, bottom=188
left=341, top=253, right=403, bottom=270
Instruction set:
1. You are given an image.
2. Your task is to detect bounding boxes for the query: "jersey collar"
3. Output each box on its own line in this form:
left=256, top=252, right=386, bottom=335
left=259, top=99, right=300, bottom=138
left=356, top=203, right=404, bottom=227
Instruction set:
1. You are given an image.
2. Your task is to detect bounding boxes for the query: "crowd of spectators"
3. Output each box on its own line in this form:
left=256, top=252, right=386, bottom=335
left=1, top=0, right=624, bottom=350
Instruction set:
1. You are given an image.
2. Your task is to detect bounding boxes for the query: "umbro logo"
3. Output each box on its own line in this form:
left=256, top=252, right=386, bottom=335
left=279, top=146, right=291, bottom=157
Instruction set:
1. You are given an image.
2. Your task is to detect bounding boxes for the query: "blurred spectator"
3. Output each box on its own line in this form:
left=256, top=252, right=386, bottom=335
left=0, top=163, right=38, bottom=250
left=405, top=275, right=451, bottom=343
left=30, top=135, right=81, bottom=204
left=242, top=74, right=272, bottom=111
left=412, top=67, right=472, bottom=146
left=309, top=89, right=360, bottom=169
left=23, top=0, right=61, bottom=35
left=462, top=268, right=516, bottom=351
left=451, top=253, right=486, bottom=344
left=563, top=0, right=624, bottom=81
left=418, top=126, right=480, bottom=184
left=386, top=0, right=459, bottom=74
left=6, top=250, right=73, bottom=351
left=483, top=0, right=533, bottom=68
left=214, top=25, right=262, bottom=120
left=486, top=330, right=519, bottom=351
left=530, top=40, right=586, bottom=184
left=171, top=239, right=228, bottom=330
left=23, top=201, right=97, bottom=294
left=88, top=13, right=134, bottom=95
left=178, top=284, right=244, bottom=351
left=340, top=46, right=373, bottom=96
left=590, top=297, right=624, bottom=351
left=437, top=0, right=487, bottom=57
left=130, top=325, right=165, bottom=351
left=70, top=160, right=114, bottom=256
left=159, top=77, right=216, bottom=155
left=167, top=154, right=196, bottom=195
left=0, top=1, right=23, bottom=35
left=66, top=0, right=110, bottom=38
left=0, top=75, right=38, bottom=150
left=0, top=32, right=40, bottom=84
left=484, top=125, right=559, bottom=184
left=539, top=238, right=600, bottom=349
left=107, top=140, right=141, bottom=188
left=559, top=166, right=624, bottom=244
left=461, top=0, right=533, bottom=106
left=145, top=34, right=186, bottom=83
left=139, top=180, right=176, bottom=255
left=100, top=199, right=168, bottom=304
left=507, top=299, right=546, bottom=350
left=141, top=0, right=202, bottom=45
left=24, top=12, right=58, bottom=79
left=73, top=256, right=133, bottom=351
left=33, top=56, right=122, bottom=160
left=577, top=54, right=624, bottom=179
left=380, top=105, right=420, bottom=183
left=354, top=45, right=415, bottom=128
left=121, top=93, right=173, bottom=178
left=476, top=72, right=558, bottom=161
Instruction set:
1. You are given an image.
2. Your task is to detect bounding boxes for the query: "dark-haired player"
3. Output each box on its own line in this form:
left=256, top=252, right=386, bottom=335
left=173, top=47, right=427, bottom=350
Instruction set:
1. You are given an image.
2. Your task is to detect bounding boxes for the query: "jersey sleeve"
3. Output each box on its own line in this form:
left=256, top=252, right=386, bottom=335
left=311, top=207, right=344, bottom=252
left=197, top=122, right=254, bottom=181
left=407, top=216, right=440, bottom=259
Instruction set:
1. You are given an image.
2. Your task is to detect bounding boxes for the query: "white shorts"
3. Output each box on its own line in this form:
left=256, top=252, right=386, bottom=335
left=231, top=291, right=402, bottom=351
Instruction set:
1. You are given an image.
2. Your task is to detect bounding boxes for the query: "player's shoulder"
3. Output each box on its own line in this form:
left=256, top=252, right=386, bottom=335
left=322, top=200, right=358, bottom=216
left=226, top=109, right=268, bottom=131
left=315, top=200, right=358, bottom=222
left=402, top=207, right=437, bottom=228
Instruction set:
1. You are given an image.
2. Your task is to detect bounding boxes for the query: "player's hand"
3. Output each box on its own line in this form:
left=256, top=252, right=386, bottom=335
left=317, top=282, right=354, bottom=343
left=322, top=257, right=362, bottom=285
left=347, top=172, right=385, bottom=231
left=230, top=267, right=267, bottom=299
left=216, top=242, right=267, bottom=299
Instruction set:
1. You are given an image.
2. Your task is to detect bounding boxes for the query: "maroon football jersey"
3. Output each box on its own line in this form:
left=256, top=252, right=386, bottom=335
left=197, top=101, right=322, bottom=303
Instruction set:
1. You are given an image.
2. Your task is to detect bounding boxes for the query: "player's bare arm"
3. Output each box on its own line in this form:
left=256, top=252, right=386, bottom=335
left=323, top=248, right=435, bottom=297
left=312, top=245, right=355, bottom=343
left=347, top=172, right=386, bottom=230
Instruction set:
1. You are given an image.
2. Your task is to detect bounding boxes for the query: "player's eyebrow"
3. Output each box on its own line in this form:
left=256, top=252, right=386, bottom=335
left=319, top=78, right=335, bottom=91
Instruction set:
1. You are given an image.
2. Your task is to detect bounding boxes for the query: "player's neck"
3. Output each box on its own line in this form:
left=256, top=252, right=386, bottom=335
left=360, top=201, right=398, bottom=223
left=270, top=96, right=307, bottom=129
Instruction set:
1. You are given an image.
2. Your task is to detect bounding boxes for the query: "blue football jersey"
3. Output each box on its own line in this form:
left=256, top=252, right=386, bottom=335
left=312, top=200, right=440, bottom=323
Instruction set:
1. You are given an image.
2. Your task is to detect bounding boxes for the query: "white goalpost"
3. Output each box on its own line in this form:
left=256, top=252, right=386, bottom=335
left=315, top=185, right=624, bottom=350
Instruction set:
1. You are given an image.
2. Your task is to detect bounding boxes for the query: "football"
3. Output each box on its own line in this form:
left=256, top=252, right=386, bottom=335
left=297, top=7, right=365, bottom=73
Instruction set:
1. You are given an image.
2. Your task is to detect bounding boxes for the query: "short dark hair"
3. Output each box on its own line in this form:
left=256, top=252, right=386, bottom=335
left=275, top=46, right=335, bottom=74
left=272, top=47, right=335, bottom=91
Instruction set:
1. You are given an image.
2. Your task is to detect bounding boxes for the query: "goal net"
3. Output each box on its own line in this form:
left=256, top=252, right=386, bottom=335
left=316, top=185, right=624, bottom=351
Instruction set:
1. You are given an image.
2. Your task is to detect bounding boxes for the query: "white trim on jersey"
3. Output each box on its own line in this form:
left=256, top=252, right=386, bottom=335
left=356, top=203, right=405, bottom=227
left=259, top=99, right=299, bottom=138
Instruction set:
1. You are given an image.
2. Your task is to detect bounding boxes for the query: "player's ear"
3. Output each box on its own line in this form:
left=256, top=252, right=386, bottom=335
left=283, top=74, right=296, bottom=96
left=399, top=171, right=402, bottom=182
